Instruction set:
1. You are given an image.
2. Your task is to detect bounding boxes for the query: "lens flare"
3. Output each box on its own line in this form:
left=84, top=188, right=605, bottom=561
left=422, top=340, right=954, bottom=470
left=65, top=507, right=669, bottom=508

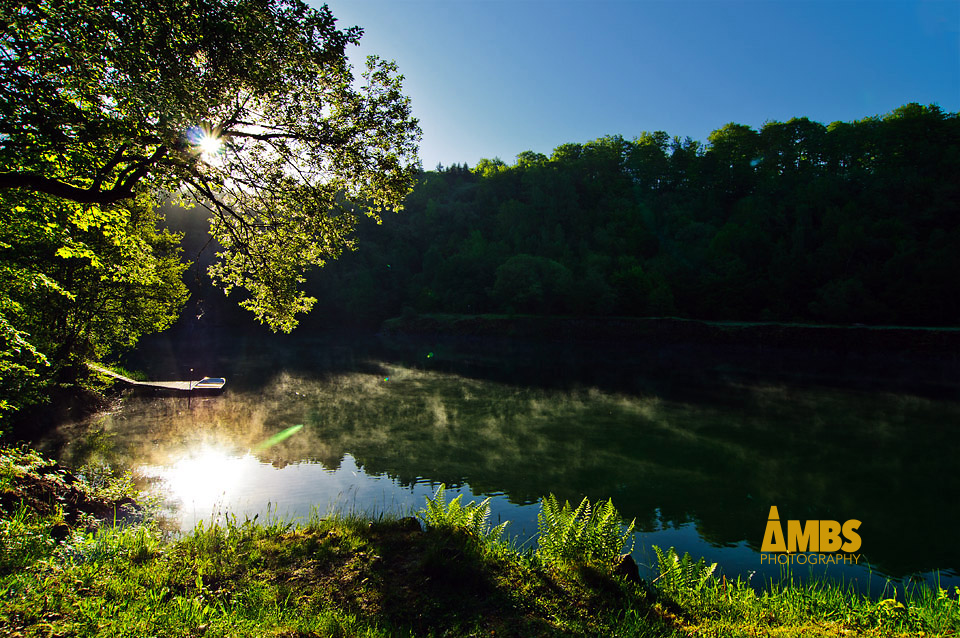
left=254, top=424, right=304, bottom=452
left=185, top=125, right=224, bottom=164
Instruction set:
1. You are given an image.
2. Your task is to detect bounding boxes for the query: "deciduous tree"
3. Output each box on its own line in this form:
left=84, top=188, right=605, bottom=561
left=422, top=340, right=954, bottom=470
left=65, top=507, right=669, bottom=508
left=0, top=0, right=420, bottom=421
left=1, top=0, right=420, bottom=332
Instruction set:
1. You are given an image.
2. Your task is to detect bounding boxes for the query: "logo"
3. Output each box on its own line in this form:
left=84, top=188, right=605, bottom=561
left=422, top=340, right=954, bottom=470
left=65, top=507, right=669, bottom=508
left=760, top=506, right=862, bottom=566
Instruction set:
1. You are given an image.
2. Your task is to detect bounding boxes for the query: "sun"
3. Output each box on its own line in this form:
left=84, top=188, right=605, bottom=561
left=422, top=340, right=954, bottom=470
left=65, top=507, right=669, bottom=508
left=185, top=125, right=225, bottom=164
left=198, top=133, right=223, bottom=157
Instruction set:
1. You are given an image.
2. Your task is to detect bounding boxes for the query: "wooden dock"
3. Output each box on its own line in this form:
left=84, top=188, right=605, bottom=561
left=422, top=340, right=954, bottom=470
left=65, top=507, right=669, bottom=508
left=89, top=364, right=226, bottom=391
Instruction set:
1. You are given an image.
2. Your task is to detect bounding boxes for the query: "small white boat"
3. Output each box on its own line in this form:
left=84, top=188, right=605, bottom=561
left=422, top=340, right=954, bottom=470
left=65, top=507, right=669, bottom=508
left=193, top=377, right=226, bottom=390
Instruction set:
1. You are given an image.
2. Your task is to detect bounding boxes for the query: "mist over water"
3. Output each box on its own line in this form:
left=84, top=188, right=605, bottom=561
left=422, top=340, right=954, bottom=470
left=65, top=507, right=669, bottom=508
left=38, top=331, right=960, bottom=590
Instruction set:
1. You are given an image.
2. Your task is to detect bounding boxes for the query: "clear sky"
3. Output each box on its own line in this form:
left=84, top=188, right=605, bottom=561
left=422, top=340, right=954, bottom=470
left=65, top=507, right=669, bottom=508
left=318, top=0, right=960, bottom=170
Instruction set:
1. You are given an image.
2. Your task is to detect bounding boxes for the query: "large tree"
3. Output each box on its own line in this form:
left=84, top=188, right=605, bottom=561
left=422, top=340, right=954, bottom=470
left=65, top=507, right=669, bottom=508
left=1, top=0, right=420, bottom=331
left=0, top=0, right=420, bottom=422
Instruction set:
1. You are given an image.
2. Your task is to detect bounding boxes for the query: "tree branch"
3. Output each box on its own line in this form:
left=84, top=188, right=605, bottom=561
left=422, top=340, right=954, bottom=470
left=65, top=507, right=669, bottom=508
left=1, top=146, right=168, bottom=205
left=91, top=144, right=130, bottom=190
left=0, top=172, right=135, bottom=204
left=228, top=129, right=344, bottom=145
left=117, top=146, right=167, bottom=191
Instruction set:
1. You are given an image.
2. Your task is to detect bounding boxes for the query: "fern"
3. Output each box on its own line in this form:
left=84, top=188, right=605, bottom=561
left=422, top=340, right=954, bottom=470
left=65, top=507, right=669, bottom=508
left=536, top=494, right=635, bottom=571
left=651, top=545, right=717, bottom=596
left=417, top=484, right=508, bottom=543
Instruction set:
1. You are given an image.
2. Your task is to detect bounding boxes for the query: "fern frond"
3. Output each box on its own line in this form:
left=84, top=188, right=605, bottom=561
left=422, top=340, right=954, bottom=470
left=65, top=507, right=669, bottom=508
left=536, top=494, right=635, bottom=571
left=488, top=520, right=510, bottom=542
left=651, top=544, right=718, bottom=596
left=416, top=484, right=508, bottom=544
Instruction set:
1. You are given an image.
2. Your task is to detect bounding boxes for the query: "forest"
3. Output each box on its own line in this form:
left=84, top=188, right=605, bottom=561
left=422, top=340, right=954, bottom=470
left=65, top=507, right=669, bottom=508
left=303, top=103, right=959, bottom=328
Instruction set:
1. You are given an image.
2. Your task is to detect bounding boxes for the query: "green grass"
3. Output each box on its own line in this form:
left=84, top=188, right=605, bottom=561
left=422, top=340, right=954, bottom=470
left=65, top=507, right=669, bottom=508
left=643, top=569, right=960, bottom=637
left=1, top=447, right=958, bottom=637
left=91, top=362, right=150, bottom=382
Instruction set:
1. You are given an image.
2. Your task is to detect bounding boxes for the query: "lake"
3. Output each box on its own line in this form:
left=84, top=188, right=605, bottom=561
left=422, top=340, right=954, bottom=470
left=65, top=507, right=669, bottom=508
left=36, top=329, right=960, bottom=593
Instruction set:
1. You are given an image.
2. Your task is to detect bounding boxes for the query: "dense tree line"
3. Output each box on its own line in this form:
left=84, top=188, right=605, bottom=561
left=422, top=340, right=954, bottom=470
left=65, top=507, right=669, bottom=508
left=309, top=103, right=959, bottom=327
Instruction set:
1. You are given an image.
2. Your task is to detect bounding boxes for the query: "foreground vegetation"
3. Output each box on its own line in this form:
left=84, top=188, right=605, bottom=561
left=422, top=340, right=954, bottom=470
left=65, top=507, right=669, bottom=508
left=1, top=446, right=957, bottom=637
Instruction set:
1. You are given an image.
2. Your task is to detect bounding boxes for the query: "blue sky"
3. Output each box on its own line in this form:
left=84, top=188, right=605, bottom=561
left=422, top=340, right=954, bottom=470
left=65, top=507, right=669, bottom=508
left=319, top=0, right=960, bottom=170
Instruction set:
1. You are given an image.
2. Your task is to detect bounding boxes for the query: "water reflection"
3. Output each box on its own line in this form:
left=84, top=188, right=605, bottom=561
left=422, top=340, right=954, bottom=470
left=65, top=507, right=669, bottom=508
left=145, top=445, right=247, bottom=519
left=143, top=449, right=468, bottom=531
left=38, top=336, right=960, bottom=589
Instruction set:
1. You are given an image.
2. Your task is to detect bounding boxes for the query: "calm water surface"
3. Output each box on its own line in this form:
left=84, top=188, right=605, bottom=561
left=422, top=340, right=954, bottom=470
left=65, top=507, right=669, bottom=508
left=38, top=331, right=960, bottom=591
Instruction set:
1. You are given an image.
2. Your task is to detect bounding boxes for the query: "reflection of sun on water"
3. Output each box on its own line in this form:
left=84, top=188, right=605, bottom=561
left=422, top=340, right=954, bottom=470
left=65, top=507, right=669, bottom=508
left=155, top=445, right=249, bottom=512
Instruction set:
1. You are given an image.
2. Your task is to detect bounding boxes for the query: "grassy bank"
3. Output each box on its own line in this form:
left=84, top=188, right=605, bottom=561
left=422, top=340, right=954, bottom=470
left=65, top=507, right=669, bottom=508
left=1, top=447, right=958, bottom=637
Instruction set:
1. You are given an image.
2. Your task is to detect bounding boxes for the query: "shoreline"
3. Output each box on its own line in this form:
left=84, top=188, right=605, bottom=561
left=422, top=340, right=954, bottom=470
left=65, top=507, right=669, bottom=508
left=381, top=314, right=960, bottom=399
left=381, top=314, right=960, bottom=353
left=2, top=446, right=958, bottom=637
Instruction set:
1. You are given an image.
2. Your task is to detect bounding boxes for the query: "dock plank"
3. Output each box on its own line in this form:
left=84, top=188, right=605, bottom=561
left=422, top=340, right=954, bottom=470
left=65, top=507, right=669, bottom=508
left=147, top=381, right=196, bottom=390
left=88, top=364, right=222, bottom=391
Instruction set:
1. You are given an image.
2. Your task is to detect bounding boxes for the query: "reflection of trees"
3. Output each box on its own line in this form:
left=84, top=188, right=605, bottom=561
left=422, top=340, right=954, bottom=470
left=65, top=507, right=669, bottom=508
left=50, top=362, right=960, bottom=577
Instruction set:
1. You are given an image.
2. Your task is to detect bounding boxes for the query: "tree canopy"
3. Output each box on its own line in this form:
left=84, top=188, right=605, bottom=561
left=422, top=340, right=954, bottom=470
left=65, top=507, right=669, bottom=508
left=0, top=0, right=420, bottom=422
left=1, top=0, right=420, bottom=330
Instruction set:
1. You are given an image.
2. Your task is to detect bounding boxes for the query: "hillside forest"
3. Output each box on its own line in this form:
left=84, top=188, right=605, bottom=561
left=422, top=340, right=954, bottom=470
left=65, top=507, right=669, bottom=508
left=286, top=103, right=958, bottom=328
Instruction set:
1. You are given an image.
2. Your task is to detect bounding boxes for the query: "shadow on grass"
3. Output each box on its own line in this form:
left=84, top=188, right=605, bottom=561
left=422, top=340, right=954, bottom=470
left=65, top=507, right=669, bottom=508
left=259, top=518, right=672, bottom=637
